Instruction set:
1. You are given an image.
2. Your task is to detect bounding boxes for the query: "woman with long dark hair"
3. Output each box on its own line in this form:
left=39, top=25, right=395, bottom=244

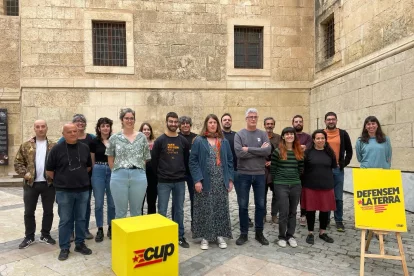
left=271, top=127, right=304, bottom=248
left=189, top=114, right=234, bottom=250
left=356, top=116, right=392, bottom=169
left=139, top=122, right=158, bottom=214
left=302, top=130, right=337, bottom=245
left=90, top=117, right=115, bottom=241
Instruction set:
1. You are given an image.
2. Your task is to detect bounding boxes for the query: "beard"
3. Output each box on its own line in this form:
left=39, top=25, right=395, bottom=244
left=294, top=125, right=303, bottom=132
left=167, top=125, right=178, bottom=132
left=326, top=124, right=336, bottom=130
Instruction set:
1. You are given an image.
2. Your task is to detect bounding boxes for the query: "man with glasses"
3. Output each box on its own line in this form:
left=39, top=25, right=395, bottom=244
left=14, top=120, right=56, bottom=249
left=152, top=112, right=191, bottom=248
left=234, top=108, right=271, bottom=246
left=46, top=123, right=93, bottom=261
left=324, top=112, right=353, bottom=232
left=177, top=116, right=197, bottom=226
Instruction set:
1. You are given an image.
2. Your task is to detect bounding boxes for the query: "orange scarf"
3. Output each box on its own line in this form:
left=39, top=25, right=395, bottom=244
left=205, top=132, right=221, bottom=166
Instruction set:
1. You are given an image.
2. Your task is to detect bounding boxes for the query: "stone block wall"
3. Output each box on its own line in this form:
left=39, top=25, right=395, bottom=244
left=310, top=46, right=414, bottom=171
left=0, top=15, right=20, bottom=176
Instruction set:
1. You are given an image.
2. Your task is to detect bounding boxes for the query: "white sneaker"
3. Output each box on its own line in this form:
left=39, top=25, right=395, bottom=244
left=217, top=236, right=227, bottom=249
left=200, top=239, right=209, bottom=250
left=288, top=237, right=298, bottom=248
left=277, top=239, right=287, bottom=248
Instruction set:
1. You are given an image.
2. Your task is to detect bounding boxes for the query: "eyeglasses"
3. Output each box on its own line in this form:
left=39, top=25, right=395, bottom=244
left=181, top=122, right=190, bottom=125
left=66, top=144, right=81, bottom=171
left=168, top=120, right=178, bottom=124
left=123, top=117, right=135, bottom=121
left=246, top=116, right=258, bottom=120
left=73, top=120, right=85, bottom=123
left=326, top=118, right=337, bottom=122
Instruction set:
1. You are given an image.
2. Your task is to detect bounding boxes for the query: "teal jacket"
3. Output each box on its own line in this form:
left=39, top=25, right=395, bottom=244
left=189, top=136, right=234, bottom=192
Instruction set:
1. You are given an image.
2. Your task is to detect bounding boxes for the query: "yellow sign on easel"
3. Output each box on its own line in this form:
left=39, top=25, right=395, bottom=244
left=353, top=169, right=407, bottom=232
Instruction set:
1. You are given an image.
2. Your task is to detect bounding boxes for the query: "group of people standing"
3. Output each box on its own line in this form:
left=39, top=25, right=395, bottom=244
left=14, top=107, right=392, bottom=260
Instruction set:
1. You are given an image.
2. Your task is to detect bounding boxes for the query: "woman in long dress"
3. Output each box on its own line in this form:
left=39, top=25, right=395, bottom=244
left=189, top=114, right=234, bottom=250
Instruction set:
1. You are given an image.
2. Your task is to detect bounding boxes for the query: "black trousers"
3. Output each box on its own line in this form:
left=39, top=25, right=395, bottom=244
left=306, top=211, right=329, bottom=232
left=264, top=184, right=278, bottom=216
left=274, top=184, right=301, bottom=240
left=23, top=182, right=55, bottom=239
left=142, top=167, right=158, bottom=215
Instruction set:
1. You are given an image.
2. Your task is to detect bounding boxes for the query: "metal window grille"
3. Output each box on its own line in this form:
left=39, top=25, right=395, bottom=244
left=324, top=17, right=335, bottom=59
left=234, top=26, right=263, bottom=69
left=92, top=21, right=127, bottom=67
left=5, top=0, right=19, bottom=16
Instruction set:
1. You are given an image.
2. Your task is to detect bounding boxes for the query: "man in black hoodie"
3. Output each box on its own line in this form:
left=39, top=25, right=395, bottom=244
left=152, top=112, right=190, bottom=248
left=46, top=123, right=92, bottom=261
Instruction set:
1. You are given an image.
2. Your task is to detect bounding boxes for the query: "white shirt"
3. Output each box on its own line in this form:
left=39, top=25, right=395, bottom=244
left=35, top=140, right=47, bottom=182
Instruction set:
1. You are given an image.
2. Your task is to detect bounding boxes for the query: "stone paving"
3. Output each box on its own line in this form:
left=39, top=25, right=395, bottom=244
left=0, top=187, right=413, bottom=276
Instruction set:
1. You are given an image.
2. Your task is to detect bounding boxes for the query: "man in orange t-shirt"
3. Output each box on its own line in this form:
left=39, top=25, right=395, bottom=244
left=324, top=112, right=353, bottom=232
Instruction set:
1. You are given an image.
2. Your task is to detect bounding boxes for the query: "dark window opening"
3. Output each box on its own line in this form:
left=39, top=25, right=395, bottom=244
left=234, top=26, right=263, bottom=69
left=92, top=21, right=127, bottom=67
left=5, top=0, right=19, bottom=16
left=324, top=16, right=335, bottom=59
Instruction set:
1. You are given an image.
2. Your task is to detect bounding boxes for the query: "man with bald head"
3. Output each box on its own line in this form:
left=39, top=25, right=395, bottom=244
left=46, top=123, right=92, bottom=261
left=15, top=120, right=57, bottom=249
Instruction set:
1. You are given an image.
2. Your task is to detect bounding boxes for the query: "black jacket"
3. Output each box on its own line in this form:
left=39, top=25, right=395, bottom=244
left=338, top=129, right=353, bottom=170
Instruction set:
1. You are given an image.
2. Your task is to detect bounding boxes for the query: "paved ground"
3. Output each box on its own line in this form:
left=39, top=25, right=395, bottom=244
left=0, top=187, right=413, bottom=276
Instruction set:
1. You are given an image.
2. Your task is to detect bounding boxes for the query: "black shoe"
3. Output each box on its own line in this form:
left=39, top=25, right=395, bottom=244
left=70, top=232, right=74, bottom=243
left=74, top=243, right=92, bottom=255
left=39, top=235, right=56, bottom=245
left=255, top=232, right=269, bottom=245
left=336, top=222, right=345, bottom=232
left=85, top=230, right=94, bottom=240
left=319, top=233, right=334, bottom=243
left=236, top=234, right=248, bottom=246
left=58, top=249, right=70, bottom=261
left=248, top=218, right=254, bottom=228
left=95, top=228, right=104, bottom=243
left=107, top=226, right=111, bottom=240
left=179, top=237, right=190, bottom=248
left=18, top=237, right=34, bottom=249
left=306, top=234, right=314, bottom=245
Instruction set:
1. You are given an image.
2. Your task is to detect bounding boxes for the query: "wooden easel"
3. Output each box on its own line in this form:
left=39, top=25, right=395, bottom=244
left=360, top=229, right=409, bottom=276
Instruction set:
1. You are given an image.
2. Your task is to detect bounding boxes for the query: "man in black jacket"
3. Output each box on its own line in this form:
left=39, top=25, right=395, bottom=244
left=324, top=112, right=353, bottom=232
left=46, top=123, right=92, bottom=261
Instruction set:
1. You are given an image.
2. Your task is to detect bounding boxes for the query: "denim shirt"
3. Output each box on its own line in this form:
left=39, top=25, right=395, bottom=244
left=105, top=132, right=151, bottom=171
left=189, top=136, right=234, bottom=192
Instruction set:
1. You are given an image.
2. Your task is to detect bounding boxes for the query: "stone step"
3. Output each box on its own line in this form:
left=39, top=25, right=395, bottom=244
left=0, top=176, right=23, bottom=187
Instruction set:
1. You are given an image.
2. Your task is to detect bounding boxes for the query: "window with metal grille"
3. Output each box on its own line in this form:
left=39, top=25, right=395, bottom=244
left=5, top=0, right=19, bottom=16
left=92, top=21, right=127, bottom=67
left=234, top=26, right=263, bottom=69
left=324, top=16, right=335, bottom=59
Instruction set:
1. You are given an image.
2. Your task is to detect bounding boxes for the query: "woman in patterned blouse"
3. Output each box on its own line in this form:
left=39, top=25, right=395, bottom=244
left=105, top=108, right=151, bottom=218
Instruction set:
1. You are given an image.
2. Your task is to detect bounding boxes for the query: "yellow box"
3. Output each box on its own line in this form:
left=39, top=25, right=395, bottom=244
left=112, top=214, right=179, bottom=276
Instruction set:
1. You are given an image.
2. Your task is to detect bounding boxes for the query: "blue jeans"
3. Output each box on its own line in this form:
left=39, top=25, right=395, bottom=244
left=332, top=167, right=344, bottom=222
left=171, top=175, right=194, bottom=223
left=234, top=173, right=266, bottom=234
left=110, top=168, right=147, bottom=218
left=91, top=164, right=115, bottom=227
left=158, top=182, right=185, bottom=238
left=56, top=190, right=89, bottom=249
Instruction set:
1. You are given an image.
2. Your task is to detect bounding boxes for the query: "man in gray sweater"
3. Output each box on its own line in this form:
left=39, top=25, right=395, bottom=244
left=234, top=108, right=271, bottom=246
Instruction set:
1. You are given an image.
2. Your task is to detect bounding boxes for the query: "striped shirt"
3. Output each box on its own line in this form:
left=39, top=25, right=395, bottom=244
left=270, top=149, right=304, bottom=185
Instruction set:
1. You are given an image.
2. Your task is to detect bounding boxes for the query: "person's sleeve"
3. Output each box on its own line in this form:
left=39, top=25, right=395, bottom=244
left=306, top=134, right=313, bottom=149
left=189, top=137, right=203, bottom=183
left=45, top=147, right=56, bottom=171
left=270, top=149, right=279, bottom=178
left=143, top=136, right=151, bottom=161
left=386, top=136, right=392, bottom=167
left=234, top=132, right=255, bottom=159
left=247, top=133, right=272, bottom=156
left=344, top=131, right=353, bottom=167
left=151, top=138, right=160, bottom=176
left=14, top=144, right=27, bottom=176
left=355, top=139, right=362, bottom=163
left=105, top=136, right=115, bottom=156
left=183, top=138, right=190, bottom=176
left=86, top=148, right=92, bottom=167
left=225, top=139, right=234, bottom=181
left=89, top=140, right=96, bottom=154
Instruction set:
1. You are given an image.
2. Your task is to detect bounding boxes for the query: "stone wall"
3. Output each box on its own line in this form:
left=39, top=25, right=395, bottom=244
left=0, top=16, right=20, bottom=177
left=21, top=88, right=310, bottom=142
left=315, top=0, right=414, bottom=76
